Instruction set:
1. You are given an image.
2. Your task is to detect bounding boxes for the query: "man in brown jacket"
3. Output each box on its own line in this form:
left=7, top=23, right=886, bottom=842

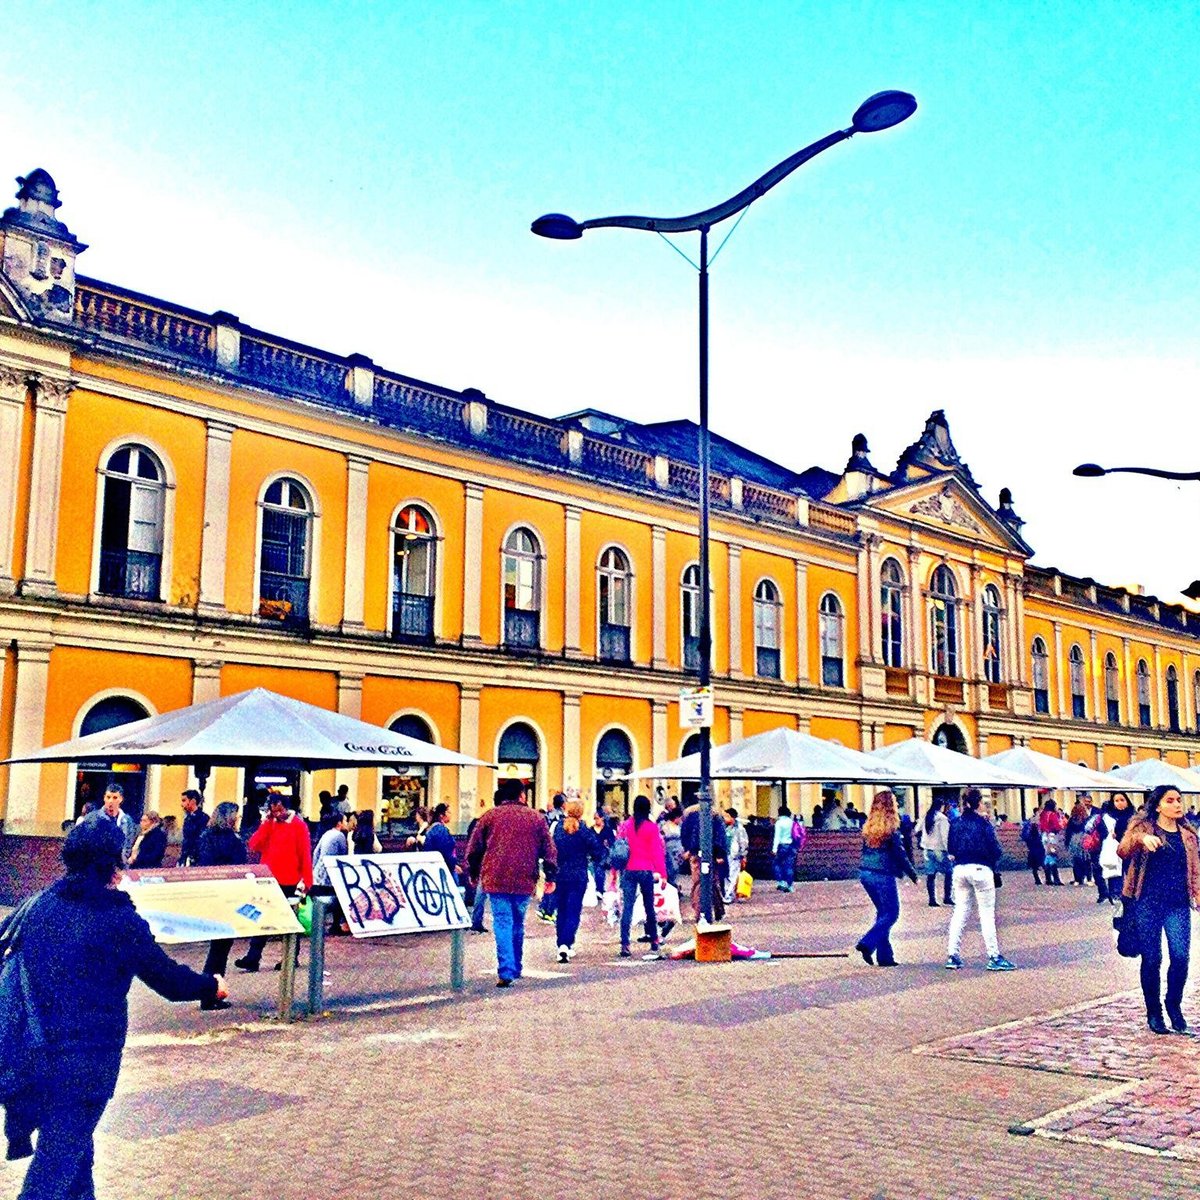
left=466, top=779, right=556, bottom=986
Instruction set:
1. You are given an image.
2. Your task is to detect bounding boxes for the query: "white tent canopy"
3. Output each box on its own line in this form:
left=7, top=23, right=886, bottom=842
left=1105, top=759, right=1200, bottom=795
left=982, top=747, right=1128, bottom=792
left=628, top=727, right=909, bottom=784
left=867, top=739, right=1041, bottom=789
left=1, top=688, right=493, bottom=772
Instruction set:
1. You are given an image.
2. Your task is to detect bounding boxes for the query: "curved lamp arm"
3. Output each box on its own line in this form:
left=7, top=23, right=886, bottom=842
left=1074, top=463, right=1200, bottom=482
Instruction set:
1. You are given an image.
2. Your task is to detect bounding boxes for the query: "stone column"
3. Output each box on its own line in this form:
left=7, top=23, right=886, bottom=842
left=20, top=376, right=71, bottom=596
left=562, top=692, right=581, bottom=790
left=1184, top=653, right=1195, bottom=732
left=564, top=506, right=582, bottom=658
left=461, top=484, right=484, bottom=644
left=191, top=660, right=223, bottom=706
left=651, top=698, right=669, bottom=768
left=1013, top=578, right=1029, bottom=685
left=1004, top=575, right=1021, bottom=683
left=1123, top=638, right=1135, bottom=725
left=856, top=542, right=872, bottom=666
left=0, top=366, right=28, bottom=592
left=727, top=544, right=743, bottom=678
left=907, top=547, right=925, bottom=670
left=341, top=455, right=370, bottom=631
left=794, top=560, right=809, bottom=682
left=334, top=673, right=365, bottom=805
left=1089, top=630, right=1101, bottom=723
left=5, top=641, right=53, bottom=830
left=457, top=686, right=482, bottom=825
left=866, top=538, right=882, bottom=663
left=1052, top=621, right=1065, bottom=718
left=197, top=421, right=235, bottom=612
left=968, top=563, right=983, bottom=679
left=651, top=526, right=668, bottom=668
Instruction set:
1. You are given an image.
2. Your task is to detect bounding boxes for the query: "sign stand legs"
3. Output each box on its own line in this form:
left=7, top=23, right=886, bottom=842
left=278, top=933, right=298, bottom=1021
left=449, top=927, right=465, bottom=991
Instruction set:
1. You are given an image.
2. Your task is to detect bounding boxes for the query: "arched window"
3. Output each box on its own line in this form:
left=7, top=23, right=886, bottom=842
left=754, top=579, right=782, bottom=679
left=381, top=714, right=435, bottom=831
left=981, top=584, right=1003, bottom=684
left=99, top=445, right=166, bottom=600
left=596, top=728, right=634, bottom=815
left=819, top=593, right=844, bottom=687
left=259, top=477, right=313, bottom=625
left=1194, top=671, right=1200, bottom=732
left=1167, top=664, right=1180, bottom=732
left=681, top=563, right=702, bottom=672
left=498, top=721, right=540, bottom=802
left=74, top=695, right=150, bottom=821
left=1069, top=644, right=1086, bottom=719
left=1105, top=652, right=1120, bottom=724
left=391, top=505, right=437, bottom=643
left=880, top=558, right=904, bottom=669
left=929, top=565, right=959, bottom=677
left=1136, top=659, right=1152, bottom=727
left=502, top=527, right=542, bottom=649
left=598, top=547, right=632, bottom=663
left=1031, top=637, right=1050, bottom=714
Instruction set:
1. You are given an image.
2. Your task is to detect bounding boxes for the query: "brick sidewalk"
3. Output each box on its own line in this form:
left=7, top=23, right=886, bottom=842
left=3, top=874, right=1199, bottom=1199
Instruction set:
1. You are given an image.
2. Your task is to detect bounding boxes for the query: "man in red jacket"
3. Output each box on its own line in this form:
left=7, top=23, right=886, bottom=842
left=466, top=779, right=556, bottom=987
left=235, top=797, right=312, bottom=972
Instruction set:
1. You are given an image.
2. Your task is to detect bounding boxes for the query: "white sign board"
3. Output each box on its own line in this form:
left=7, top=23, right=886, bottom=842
left=679, top=686, right=713, bottom=729
left=325, top=851, right=469, bottom=938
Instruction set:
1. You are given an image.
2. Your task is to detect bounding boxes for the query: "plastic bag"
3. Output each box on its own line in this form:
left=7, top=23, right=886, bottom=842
left=631, top=879, right=681, bottom=927
left=736, top=869, right=753, bottom=900
left=583, top=875, right=599, bottom=908
left=295, top=896, right=313, bottom=936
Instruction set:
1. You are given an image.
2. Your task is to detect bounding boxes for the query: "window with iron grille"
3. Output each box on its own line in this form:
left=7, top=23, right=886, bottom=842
left=1069, top=644, right=1087, bottom=719
left=981, top=584, right=1003, bottom=684
left=98, top=445, right=165, bottom=601
left=819, top=592, right=844, bottom=688
left=1105, top=653, right=1120, bottom=724
left=682, top=563, right=701, bottom=672
left=598, top=547, right=632, bottom=663
left=880, top=558, right=904, bottom=668
left=1137, top=659, right=1152, bottom=727
left=753, top=578, right=781, bottom=679
left=503, top=527, right=542, bottom=649
left=929, top=565, right=959, bottom=677
left=1032, top=637, right=1050, bottom=714
left=258, top=477, right=313, bottom=625
left=392, top=504, right=436, bottom=642
left=1167, top=665, right=1180, bottom=732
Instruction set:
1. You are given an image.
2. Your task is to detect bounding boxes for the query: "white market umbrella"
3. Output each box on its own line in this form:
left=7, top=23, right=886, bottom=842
left=628, top=726, right=908, bottom=784
left=983, top=747, right=1129, bottom=792
left=1, top=688, right=493, bottom=773
left=1105, top=759, right=1200, bottom=795
left=867, top=738, right=1040, bottom=789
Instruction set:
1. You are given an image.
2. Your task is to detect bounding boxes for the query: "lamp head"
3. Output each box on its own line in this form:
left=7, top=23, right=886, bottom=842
left=851, top=90, right=918, bottom=133
left=531, top=213, right=584, bottom=240
left=1183, top=580, right=1200, bottom=602
left=1072, top=463, right=1107, bottom=478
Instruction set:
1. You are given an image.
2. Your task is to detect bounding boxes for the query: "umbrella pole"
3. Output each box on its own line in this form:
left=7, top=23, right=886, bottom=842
left=195, top=763, right=211, bottom=799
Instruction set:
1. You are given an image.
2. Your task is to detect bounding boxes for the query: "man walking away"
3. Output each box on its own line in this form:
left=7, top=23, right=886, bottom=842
left=681, top=800, right=728, bottom=921
left=178, top=789, right=207, bottom=866
left=466, top=778, right=556, bottom=987
left=235, top=797, right=312, bottom=972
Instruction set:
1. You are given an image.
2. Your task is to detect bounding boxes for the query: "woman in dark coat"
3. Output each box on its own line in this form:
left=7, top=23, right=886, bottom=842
left=855, top=791, right=918, bottom=967
left=10, top=816, right=223, bottom=1198
left=551, top=799, right=603, bottom=962
left=197, top=801, right=248, bottom=1008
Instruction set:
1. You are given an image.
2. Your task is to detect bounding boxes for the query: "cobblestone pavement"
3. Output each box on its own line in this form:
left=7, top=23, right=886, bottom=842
left=919, top=985, right=1200, bottom=1160
left=3, top=874, right=1200, bottom=1199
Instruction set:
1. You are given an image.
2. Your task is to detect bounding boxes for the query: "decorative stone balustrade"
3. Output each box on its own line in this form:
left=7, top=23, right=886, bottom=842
left=75, top=283, right=214, bottom=364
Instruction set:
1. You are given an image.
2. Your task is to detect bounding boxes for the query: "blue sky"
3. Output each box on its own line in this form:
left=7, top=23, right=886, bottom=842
left=2, top=2, right=1198, bottom=599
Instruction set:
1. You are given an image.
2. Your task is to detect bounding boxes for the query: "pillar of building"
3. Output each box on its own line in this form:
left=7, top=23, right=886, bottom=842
left=1122, top=637, right=1135, bottom=724
left=20, top=376, right=71, bottom=596
left=727, top=544, right=743, bottom=678
left=564, top=507, right=582, bottom=658
left=651, top=526, right=668, bottom=669
left=5, top=641, right=53, bottom=830
left=457, top=685, right=482, bottom=826
left=197, top=420, right=235, bottom=612
left=906, top=546, right=925, bottom=671
left=1089, top=630, right=1101, bottom=724
left=794, top=560, right=809, bottom=683
left=561, top=692, right=581, bottom=790
left=1153, top=645, right=1166, bottom=730
left=340, top=455, right=370, bottom=631
left=461, top=484, right=484, bottom=644
left=651, top=698, right=669, bottom=769
left=0, top=366, right=28, bottom=592
left=1052, top=621, right=1065, bottom=719
left=332, top=672, right=365, bottom=806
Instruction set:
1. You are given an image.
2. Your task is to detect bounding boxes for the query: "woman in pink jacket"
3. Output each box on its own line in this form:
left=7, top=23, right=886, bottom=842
left=617, top=794, right=667, bottom=958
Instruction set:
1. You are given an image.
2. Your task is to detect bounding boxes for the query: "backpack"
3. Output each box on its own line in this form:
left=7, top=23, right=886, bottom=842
left=1020, top=819, right=1037, bottom=847
left=608, top=836, right=631, bottom=871
left=792, top=819, right=807, bottom=851
left=1081, top=813, right=1104, bottom=856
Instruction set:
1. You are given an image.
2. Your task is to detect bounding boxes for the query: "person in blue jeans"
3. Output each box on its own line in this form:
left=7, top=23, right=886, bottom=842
left=772, top=803, right=796, bottom=891
left=1118, top=785, right=1200, bottom=1035
left=855, top=791, right=918, bottom=967
left=465, top=779, right=556, bottom=987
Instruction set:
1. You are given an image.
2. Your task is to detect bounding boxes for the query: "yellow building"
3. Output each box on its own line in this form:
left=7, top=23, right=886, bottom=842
left=2, top=167, right=1199, bottom=839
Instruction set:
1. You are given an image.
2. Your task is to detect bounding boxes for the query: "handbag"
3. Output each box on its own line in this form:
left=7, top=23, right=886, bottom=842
left=1115, top=896, right=1142, bottom=958
left=608, top=836, right=631, bottom=871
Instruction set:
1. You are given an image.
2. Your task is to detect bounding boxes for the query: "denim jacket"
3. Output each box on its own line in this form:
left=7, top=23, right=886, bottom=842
left=860, top=832, right=917, bottom=881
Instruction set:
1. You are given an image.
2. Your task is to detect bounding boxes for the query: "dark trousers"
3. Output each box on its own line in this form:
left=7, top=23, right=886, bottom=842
left=1071, top=856, right=1091, bottom=885
left=242, top=883, right=300, bottom=966
left=539, top=888, right=557, bottom=918
left=688, top=857, right=726, bottom=922
left=203, top=939, right=233, bottom=976
left=1027, top=845, right=1044, bottom=883
left=858, top=869, right=900, bottom=965
left=620, top=870, right=658, bottom=949
left=1136, top=900, right=1191, bottom=1019
left=554, top=878, right=587, bottom=948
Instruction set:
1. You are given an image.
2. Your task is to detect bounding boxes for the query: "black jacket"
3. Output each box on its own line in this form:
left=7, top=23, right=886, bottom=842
left=552, top=824, right=603, bottom=884
left=947, top=811, right=1003, bottom=868
left=180, top=808, right=210, bottom=866
left=198, top=826, right=248, bottom=868
left=129, top=825, right=167, bottom=869
left=20, top=878, right=217, bottom=1065
left=680, top=807, right=727, bottom=861
left=860, top=832, right=918, bottom=881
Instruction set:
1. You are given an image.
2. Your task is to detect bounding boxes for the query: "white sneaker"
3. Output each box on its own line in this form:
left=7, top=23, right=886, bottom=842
left=564, top=946, right=576, bottom=959
left=557, top=946, right=569, bottom=963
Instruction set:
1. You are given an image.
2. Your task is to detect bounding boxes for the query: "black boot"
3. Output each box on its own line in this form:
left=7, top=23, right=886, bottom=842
left=926, top=877, right=939, bottom=907
left=1148, top=1010, right=1170, bottom=1035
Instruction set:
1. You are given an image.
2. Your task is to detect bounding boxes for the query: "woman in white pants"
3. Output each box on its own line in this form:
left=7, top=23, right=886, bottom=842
left=945, top=789, right=1016, bottom=971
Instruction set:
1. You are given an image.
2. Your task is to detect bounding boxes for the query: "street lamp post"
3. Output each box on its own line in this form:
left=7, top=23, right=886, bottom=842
left=534, top=91, right=917, bottom=923
left=1073, top=462, right=1200, bottom=598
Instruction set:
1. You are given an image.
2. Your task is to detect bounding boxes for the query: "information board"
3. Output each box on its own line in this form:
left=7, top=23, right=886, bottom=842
left=120, top=864, right=304, bottom=944
left=325, top=851, right=469, bottom=937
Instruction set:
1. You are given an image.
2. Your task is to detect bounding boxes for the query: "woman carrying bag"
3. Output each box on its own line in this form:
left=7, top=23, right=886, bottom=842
left=1118, top=785, right=1200, bottom=1035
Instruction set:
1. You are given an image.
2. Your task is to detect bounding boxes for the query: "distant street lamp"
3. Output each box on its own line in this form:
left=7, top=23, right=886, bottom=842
left=1073, top=462, right=1200, bottom=599
left=533, top=91, right=917, bottom=922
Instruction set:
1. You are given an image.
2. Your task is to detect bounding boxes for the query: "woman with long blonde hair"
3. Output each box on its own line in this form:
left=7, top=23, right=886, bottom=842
left=854, top=791, right=918, bottom=967
left=551, top=798, right=604, bottom=963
